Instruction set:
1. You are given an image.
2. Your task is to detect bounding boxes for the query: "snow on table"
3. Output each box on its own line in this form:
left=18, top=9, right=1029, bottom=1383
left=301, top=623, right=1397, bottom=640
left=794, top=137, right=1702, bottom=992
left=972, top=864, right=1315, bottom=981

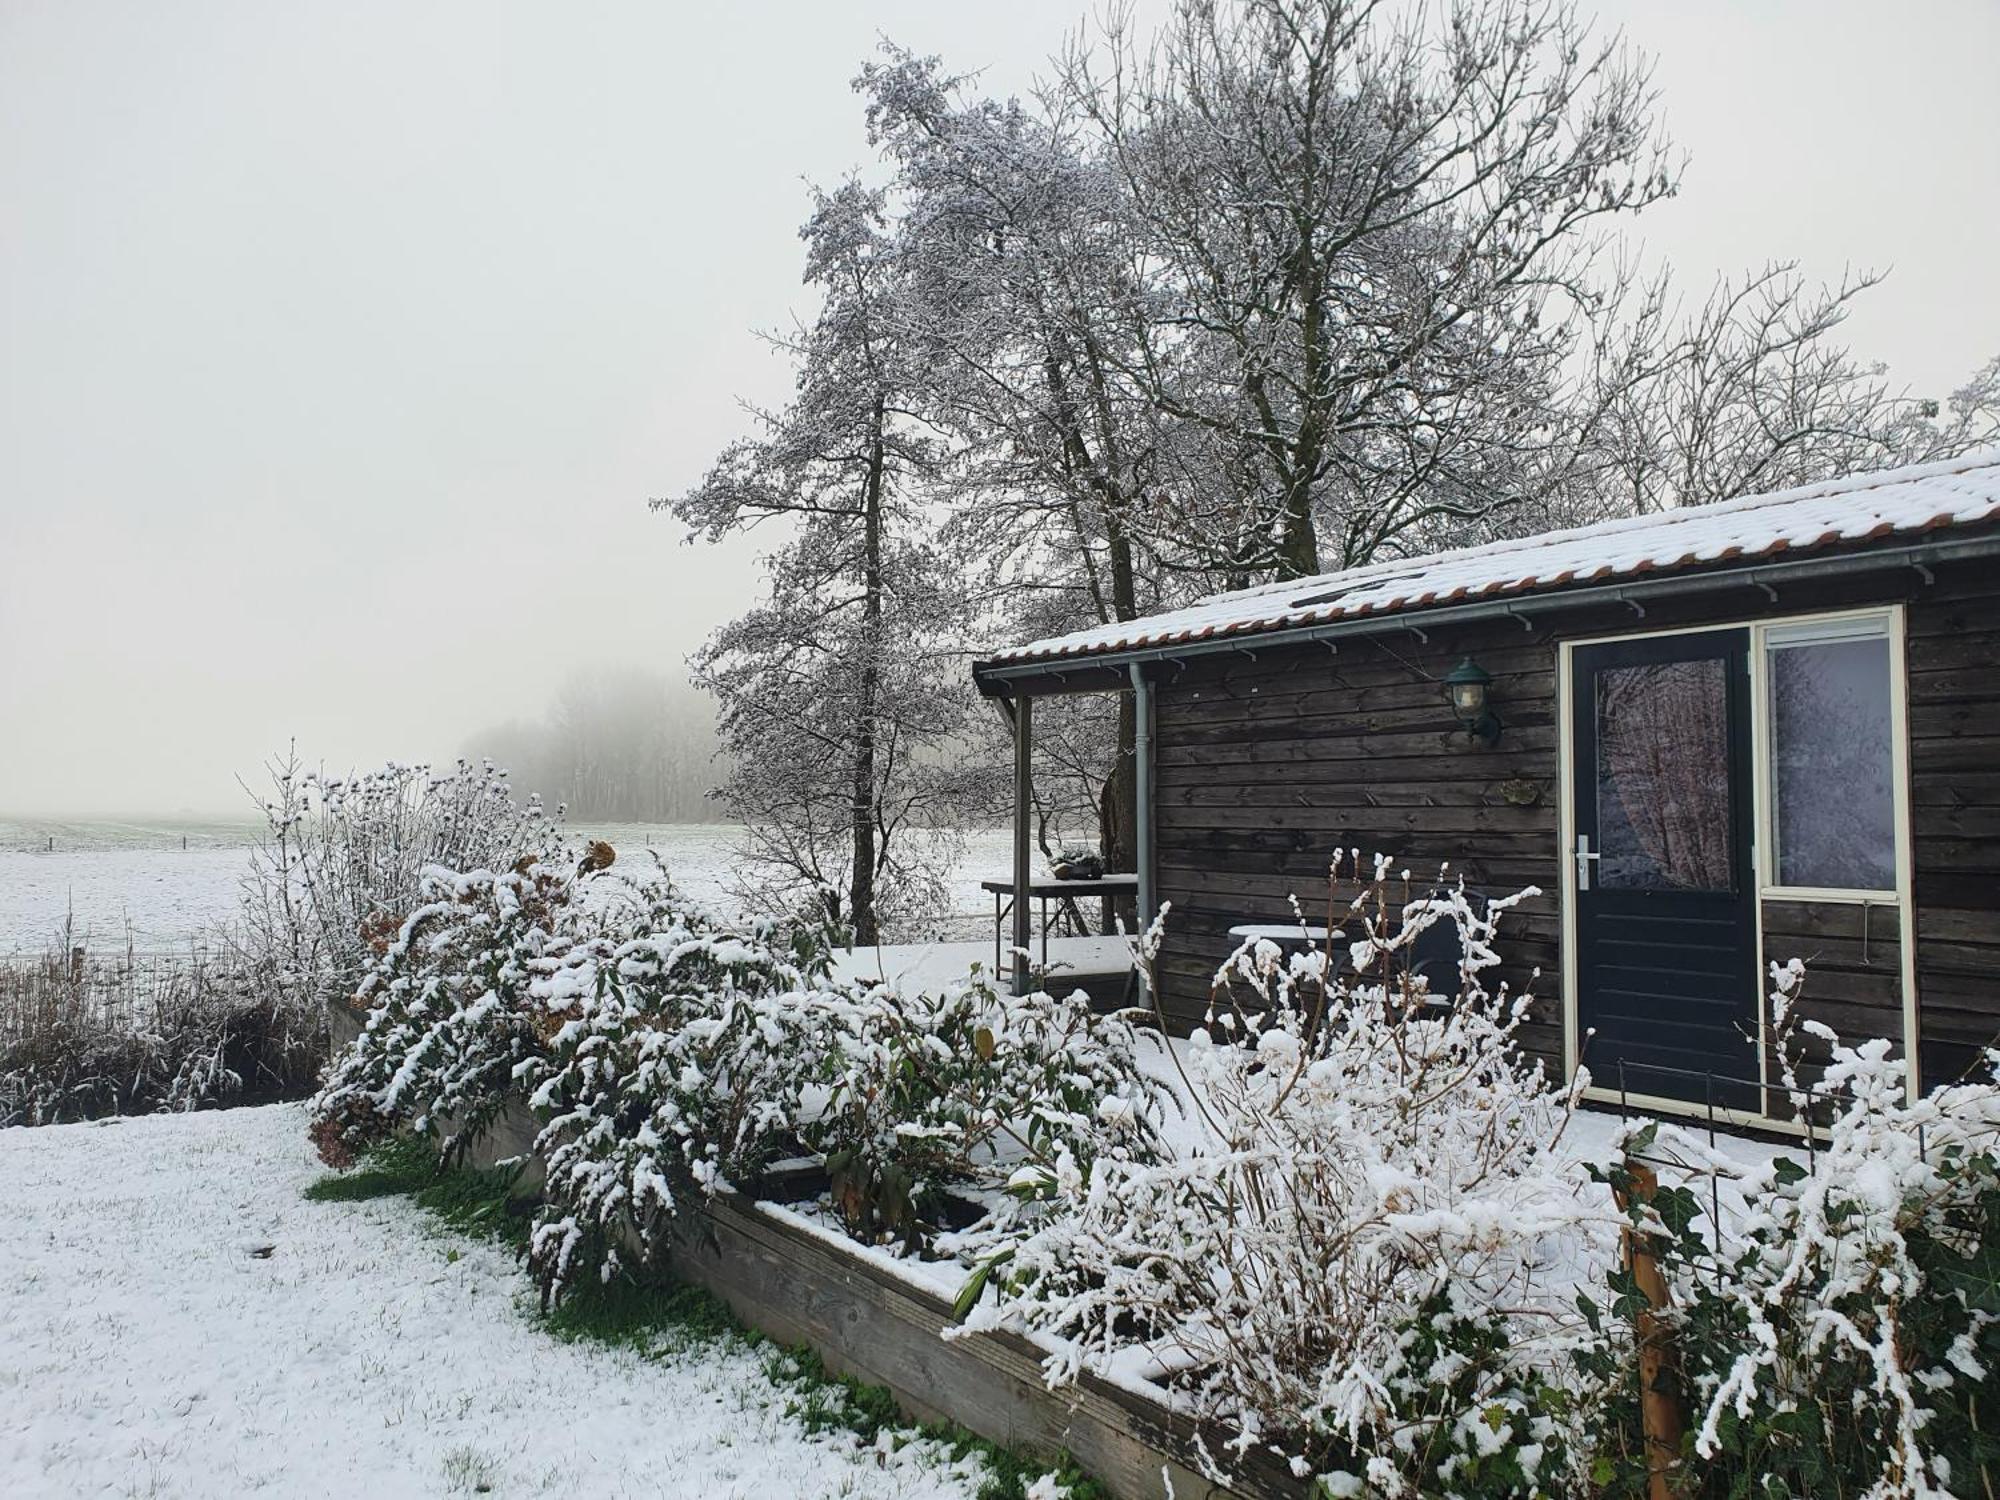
left=0, top=1104, right=997, bottom=1500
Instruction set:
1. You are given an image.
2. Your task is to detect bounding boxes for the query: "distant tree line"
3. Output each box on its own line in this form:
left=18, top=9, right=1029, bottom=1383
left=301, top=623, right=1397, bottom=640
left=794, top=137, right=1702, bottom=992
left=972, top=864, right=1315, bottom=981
left=465, top=671, right=723, bottom=824
left=659, top=0, right=2000, bottom=941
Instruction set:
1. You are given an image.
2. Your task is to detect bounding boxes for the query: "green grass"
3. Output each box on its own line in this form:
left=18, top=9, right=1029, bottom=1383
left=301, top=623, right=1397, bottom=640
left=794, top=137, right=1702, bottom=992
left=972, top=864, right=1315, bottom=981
left=306, top=1140, right=1108, bottom=1500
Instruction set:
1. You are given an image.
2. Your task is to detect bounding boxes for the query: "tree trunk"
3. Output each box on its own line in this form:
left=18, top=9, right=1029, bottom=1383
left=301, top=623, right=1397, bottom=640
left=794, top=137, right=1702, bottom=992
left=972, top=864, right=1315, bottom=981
left=1276, top=266, right=1328, bottom=581
left=1274, top=478, right=1321, bottom=581
left=849, top=404, right=887, bottom=947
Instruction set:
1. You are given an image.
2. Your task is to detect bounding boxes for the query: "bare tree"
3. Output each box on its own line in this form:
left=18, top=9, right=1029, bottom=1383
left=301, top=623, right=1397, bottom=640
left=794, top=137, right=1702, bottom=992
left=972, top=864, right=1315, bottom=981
left=860, top=48, right=1197, bottom=878
left=1580, top=263, right=2000, bottom=514
left=1054, top=0, right=1677, bottom=578
left=660, top=183, right=985, bottom=942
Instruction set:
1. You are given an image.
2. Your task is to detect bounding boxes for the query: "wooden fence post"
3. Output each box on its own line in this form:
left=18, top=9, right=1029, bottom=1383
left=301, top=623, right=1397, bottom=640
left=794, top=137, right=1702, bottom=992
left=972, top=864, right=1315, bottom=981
left=1614, top=1159, right=1686, bottom=1500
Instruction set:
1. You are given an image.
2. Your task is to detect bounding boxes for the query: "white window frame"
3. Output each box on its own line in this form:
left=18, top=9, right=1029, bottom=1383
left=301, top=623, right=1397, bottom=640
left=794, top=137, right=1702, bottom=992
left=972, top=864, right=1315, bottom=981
left=1558, top=604, right=1919, bottom=1126
left=1754, top=610, right=1904, bottom=904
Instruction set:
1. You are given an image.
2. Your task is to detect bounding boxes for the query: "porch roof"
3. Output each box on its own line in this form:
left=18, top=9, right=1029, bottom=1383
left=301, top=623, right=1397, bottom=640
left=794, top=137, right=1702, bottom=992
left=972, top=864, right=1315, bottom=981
left=974, top=450, right=2000, bottom=691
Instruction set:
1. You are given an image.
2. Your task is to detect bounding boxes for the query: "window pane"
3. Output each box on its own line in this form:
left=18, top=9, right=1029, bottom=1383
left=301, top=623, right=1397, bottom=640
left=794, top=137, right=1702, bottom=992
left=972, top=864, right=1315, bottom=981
left=1595, top=658, right=1734, bottom=891
left=1770, top=634, right=1895, bottom=889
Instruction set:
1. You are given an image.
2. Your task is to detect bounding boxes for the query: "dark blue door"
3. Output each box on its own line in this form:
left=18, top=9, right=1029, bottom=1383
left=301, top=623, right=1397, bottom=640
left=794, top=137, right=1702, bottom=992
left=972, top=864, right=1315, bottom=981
left=1572, top=629, right=1760, bottom=1110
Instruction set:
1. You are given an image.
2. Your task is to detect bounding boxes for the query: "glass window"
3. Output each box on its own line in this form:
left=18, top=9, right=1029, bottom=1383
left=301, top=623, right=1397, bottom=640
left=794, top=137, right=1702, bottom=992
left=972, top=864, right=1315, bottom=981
left=1595, top=657, right=1734, bottom=891
left=1766, top=620, right=1896, bottom=891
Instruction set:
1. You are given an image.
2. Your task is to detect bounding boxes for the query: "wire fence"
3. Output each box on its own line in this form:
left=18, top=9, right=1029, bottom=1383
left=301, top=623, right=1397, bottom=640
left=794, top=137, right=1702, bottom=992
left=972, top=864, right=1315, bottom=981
left=0, top=940, right=245, bottom=1041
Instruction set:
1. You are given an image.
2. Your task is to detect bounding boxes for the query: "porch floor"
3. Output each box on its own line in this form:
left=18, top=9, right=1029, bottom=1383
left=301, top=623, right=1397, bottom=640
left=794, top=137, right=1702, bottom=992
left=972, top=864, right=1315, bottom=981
left=829, top=934, right=1133, bottom=992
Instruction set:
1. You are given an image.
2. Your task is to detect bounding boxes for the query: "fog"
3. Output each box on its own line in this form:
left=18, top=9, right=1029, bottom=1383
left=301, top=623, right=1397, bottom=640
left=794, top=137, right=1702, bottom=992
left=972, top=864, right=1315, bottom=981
left=467, top=669, right=719, bottom=824
left=3, top=0, right=1995, bottom=817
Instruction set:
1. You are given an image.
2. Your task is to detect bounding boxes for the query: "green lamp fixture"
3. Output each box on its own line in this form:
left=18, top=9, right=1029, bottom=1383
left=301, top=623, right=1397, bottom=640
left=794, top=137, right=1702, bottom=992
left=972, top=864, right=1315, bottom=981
left=1444, top=658, right=1502, bottom=745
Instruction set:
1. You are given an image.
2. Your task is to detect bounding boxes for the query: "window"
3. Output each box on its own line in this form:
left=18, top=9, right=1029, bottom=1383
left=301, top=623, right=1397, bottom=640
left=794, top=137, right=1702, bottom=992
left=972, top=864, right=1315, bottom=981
left=1765, top=617, right=1897, bottom=892
left=1595, top=658, right=1734, bottom=891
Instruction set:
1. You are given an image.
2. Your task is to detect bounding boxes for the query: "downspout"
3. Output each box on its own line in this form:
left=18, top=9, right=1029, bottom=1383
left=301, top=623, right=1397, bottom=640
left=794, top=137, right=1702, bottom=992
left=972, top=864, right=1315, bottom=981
left=1012, top=694, right=1033, bottom=997
left=1127, top=663, right=1154, bottom=935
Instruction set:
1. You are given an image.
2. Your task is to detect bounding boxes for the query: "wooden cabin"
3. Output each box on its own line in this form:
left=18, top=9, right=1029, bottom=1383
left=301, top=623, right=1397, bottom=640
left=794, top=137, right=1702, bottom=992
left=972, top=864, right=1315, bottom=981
left=974, top=452, right=2000, bottom=1128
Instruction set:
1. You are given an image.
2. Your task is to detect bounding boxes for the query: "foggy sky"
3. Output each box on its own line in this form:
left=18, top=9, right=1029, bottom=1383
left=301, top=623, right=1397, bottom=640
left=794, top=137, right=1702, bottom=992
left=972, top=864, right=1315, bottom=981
left=3, top=0, right=1996, bottom=816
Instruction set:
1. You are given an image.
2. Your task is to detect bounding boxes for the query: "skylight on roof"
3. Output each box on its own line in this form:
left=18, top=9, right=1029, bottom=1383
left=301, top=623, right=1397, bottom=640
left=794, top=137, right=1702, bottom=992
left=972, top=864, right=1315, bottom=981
left=1288, top=575, right=1417, bottom=610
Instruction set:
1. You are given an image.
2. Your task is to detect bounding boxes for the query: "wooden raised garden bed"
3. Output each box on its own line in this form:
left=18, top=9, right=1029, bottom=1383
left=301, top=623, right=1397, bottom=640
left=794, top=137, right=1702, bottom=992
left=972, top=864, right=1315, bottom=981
left=325, top=1003, right=1294, bottom=1499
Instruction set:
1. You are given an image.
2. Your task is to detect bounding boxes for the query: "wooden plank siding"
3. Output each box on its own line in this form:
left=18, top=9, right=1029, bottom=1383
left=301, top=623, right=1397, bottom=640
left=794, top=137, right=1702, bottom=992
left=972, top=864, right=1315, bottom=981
left=1151, top=613, right=1568, bottom=1069
left=1759, top=898, right=1903, bottom=1112
left=1147, top=558, right=2000, bottom=1099
left=1907, top=572, right=2000, bottom=1088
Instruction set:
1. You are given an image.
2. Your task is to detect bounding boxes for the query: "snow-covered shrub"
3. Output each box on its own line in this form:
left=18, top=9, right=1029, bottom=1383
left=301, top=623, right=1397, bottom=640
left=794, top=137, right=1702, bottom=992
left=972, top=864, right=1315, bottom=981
left=239, top=753, right=569, bottom=1020
left=522, top=900, right=1161, bottom=1298
left=1603, top=962, right=2000, bottom=1500
left=309, top=858, right=581, bottom=1167
left=959, top=858, right=1606, bottom=1496
left=311, top=842, right=1167, bottom=1305
left=801, top=972, right=1164, bottom=1247
left=5, top=755, right=560, bottom=1131
left=522, top=876, right=841, bottom=1300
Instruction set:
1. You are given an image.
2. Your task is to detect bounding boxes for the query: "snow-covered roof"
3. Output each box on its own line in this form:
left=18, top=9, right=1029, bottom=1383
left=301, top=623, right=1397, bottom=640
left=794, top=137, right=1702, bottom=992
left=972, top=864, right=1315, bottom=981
left=985, top=451, right=2000, bottom=669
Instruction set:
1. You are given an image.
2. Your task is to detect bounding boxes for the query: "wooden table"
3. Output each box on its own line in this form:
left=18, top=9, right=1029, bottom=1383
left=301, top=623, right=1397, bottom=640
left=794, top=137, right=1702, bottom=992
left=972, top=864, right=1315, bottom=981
left=982, top=874, right=1139, bottom=970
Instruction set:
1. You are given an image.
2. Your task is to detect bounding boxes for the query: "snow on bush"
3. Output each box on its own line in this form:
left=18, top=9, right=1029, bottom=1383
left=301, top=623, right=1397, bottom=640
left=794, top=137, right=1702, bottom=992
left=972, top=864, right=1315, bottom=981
left=1601, top=961, right=2000, bottom=1500
left=241, top=753, right=570, bottom=1020
left=309, top=831, right=2000, bottom=1500
left=958, top=858, right=1609, bottom=1495
left=802, top=970, right=1164, bottom=1247
left=309, top=857, right=583, bottom=1168
left=2, top=756, right=569, bottom=1130
left=523, top=869, right=841, bottom=1299
left=312, top=849, right=1161, bottom=1307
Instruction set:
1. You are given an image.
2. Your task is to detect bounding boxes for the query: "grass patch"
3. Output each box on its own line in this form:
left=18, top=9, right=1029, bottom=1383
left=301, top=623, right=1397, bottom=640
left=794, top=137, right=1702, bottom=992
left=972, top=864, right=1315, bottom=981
left=307, top=1141, right=1108, bottom=1500
left=300, top=1137, right=434, bottom=1203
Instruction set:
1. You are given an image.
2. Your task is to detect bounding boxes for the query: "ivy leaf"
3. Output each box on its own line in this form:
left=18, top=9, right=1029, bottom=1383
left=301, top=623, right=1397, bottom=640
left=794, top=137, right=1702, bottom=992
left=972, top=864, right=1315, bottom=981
left=1577, top=1290, right=1603, bottom=1334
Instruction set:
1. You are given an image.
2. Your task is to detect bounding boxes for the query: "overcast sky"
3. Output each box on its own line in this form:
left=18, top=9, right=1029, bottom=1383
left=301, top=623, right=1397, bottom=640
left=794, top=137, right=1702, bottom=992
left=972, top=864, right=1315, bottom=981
left=3, top=0, right=1995, bottom=816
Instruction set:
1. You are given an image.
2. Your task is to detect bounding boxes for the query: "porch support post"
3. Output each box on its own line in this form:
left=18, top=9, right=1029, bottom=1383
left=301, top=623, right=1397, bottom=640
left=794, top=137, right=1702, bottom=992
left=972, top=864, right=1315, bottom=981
left=1012, top=693, right=1033, bottom=996
left=1128, top=663, right=1154, bottom=934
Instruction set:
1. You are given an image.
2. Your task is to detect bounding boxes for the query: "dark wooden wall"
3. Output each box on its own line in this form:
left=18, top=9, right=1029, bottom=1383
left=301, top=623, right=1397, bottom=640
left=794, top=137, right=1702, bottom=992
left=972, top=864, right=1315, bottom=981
left=1145, top=556, right=2000, bottom=1095
left=1907, top=568, right=2000, bottom=1087
left=1149, top=614, right=1568, bottom=1067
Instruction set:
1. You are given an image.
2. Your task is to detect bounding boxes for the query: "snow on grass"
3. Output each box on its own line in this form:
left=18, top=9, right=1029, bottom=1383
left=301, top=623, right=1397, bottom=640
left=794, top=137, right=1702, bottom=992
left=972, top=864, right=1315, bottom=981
left=0, top=822, right=1020, bottom=953
left=0, top=1103, right=999, bottom=1500
left=0, top=847, right=253, bottom=955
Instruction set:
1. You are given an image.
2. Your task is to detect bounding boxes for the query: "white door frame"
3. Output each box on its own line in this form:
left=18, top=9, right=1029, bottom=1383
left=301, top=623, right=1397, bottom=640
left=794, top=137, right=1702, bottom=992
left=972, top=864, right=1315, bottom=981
left=1556, top=605, right=1917, bottom=1129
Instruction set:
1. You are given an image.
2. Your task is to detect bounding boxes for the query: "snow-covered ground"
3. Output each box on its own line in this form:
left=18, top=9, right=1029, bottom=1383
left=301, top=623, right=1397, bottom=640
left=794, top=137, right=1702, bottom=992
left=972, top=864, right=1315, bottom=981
left=0, top=820, right=1018, bottom=954
left=0, top=1103, right=1007, bottom=1500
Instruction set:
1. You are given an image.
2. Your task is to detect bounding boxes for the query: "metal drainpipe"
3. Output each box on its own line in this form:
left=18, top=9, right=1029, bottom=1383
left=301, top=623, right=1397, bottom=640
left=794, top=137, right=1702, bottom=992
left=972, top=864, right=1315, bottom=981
left=1012, top=693, right=1033, bottom=997
left=1128, top=663, right=1154, bottom=934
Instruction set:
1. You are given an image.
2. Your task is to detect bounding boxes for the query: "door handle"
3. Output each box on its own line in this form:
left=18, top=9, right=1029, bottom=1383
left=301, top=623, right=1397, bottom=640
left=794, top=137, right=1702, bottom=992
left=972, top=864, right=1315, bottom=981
left=1575, top=834, right=1600, bottom=892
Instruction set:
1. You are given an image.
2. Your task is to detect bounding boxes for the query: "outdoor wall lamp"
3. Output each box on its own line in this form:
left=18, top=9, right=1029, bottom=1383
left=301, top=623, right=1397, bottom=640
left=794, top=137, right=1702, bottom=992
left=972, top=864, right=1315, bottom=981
left=1444, top=658, right=1503, bottom=745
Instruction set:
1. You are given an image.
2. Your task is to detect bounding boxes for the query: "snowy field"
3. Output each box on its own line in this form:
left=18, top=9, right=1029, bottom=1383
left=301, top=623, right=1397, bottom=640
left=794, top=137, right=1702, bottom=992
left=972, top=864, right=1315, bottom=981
left=0, top=819, right=1016, bottom=954
left=0, top=1103, right=1006, bottom=1500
